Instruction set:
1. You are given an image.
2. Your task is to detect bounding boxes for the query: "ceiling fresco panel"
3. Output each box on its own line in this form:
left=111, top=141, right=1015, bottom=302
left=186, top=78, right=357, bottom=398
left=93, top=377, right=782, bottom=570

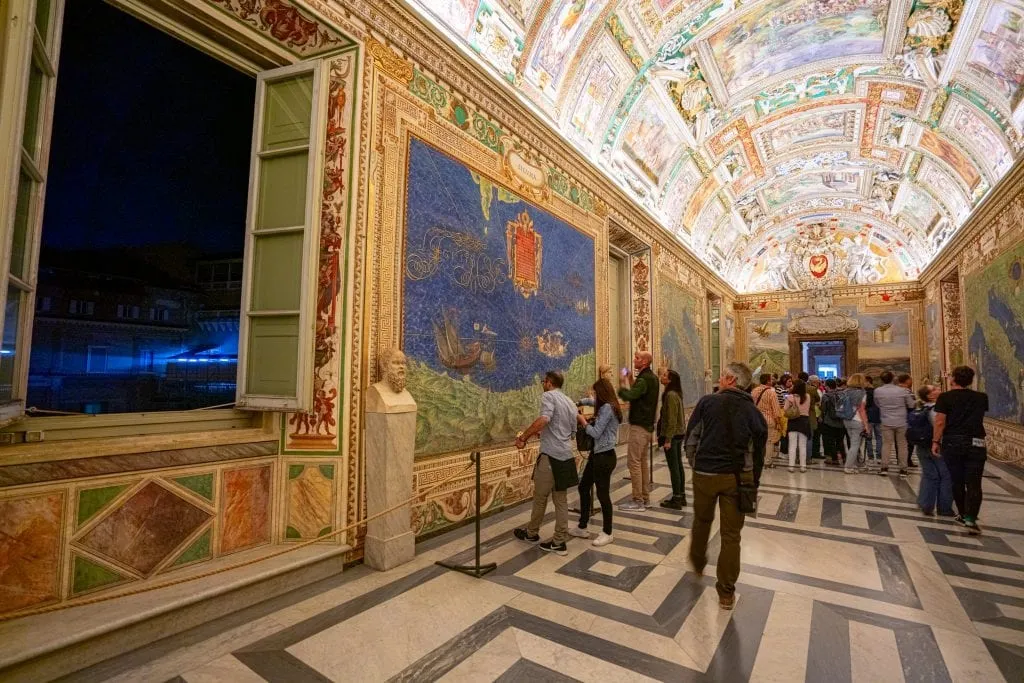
left=965, top=1, right=1024, bottom=103
left=524, top=0, right=608, bottom=100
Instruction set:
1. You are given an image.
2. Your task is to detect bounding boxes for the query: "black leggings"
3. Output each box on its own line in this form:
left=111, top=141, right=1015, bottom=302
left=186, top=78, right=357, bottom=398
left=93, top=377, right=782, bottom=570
left=579, top=449, right=616, bottom=534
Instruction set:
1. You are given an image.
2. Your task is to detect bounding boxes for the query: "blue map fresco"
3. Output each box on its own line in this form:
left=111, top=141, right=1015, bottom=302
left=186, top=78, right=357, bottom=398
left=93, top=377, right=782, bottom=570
left=659, top=278, right=706, bottom=406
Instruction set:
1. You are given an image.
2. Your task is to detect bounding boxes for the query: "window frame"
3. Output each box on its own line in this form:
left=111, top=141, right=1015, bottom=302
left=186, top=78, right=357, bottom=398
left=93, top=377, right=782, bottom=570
left=234, top=60, right=323, bottom=412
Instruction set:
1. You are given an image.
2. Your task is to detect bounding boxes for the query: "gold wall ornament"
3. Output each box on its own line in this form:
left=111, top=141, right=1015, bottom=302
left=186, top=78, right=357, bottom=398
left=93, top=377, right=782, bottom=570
left=500, top=138, right=549, bottom=202
left=366, top=37, right=414, bottom=84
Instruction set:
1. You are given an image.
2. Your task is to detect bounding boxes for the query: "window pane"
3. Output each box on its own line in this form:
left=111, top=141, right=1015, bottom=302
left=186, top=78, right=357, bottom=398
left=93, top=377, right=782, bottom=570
left=0, top=287, right=22, bottom=401
left=22, top=61, right=46, bottom=158
left=246, top=315, right=299, bottom=396
left=251, top=232, right=302, bottom=311
left=257, top=151, right=307, bottom=230
left=11, top=173, right=34, bottom=280
left=262, top=74, right=313, bottom=151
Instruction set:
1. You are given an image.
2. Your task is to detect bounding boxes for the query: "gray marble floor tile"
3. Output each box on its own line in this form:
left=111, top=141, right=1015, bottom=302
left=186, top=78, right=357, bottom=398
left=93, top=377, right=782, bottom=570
left=984, top=638, right=1024, bottom=682
left=556, top=549, right=657, bottom=591
left=493, top=658, right=580, bottom=683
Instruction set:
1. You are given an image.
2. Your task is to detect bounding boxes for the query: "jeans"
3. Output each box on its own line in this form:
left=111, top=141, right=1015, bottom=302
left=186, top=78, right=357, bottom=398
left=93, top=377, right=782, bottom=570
left=689, top=471, right=753, bottom=598
left=528, top=455, right=568, bottom=543
left=942, top=437, right=988, bottom=520
left=811, top=426, right=822, bottom=459
left=916, top=444, right=954, bottom=515
left=788, top=432, right=808, bottom=469
left=864, top=422, right=883, bottom=463
left=627, top=424, right=652, bottom=503
left=578, top=450, right=615, bottom=534
left=665, top=436, right=686, bottom=500
left=881, top=425, right=909, bottom=470
left=843, top=421, right=865, bottom=470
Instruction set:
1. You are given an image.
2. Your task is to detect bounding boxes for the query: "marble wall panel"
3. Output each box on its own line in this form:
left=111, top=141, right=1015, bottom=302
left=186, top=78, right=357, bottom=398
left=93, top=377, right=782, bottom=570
left=286, top=463, right=334, bottom=540
left=0, top=493, right=64, bottom=610
left=221, top=465, right=273, bottom=553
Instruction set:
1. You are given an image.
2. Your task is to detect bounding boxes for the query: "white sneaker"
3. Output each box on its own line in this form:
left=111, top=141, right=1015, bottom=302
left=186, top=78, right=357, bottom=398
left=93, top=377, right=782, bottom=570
left=844, top=468, right=857, bottom=474
left=800, top=467, right=807, bottom=473
left=788, top=467, right=795, bottom=473
left=618, top=500, right=645, bottom=511
left=567, top=526, right=590, bottom=538
left=592, top=532, right=614, bottom=547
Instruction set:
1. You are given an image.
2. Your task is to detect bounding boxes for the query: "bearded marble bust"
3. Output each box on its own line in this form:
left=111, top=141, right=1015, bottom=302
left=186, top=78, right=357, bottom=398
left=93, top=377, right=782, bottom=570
left=366, top=347, right=416, bottom=413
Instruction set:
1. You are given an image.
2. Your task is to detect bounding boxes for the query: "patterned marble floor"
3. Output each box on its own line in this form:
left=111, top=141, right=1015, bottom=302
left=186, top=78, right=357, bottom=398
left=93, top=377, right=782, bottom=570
left=70, top=453, right=1024, bottom=683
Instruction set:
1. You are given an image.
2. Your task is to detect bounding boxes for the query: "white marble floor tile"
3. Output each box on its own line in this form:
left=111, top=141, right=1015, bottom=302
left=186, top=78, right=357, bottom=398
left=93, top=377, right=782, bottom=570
left=998, top=603, right=1024, bottom=621
left=590, top=560, right=625, bottom=577
left=437, top=628, right=521, bottom=683
left=947, top=575, right=1024, bottom=598
left=794, top=493, right=824, bottom=528
left=841, top=503, right=872, bottom=529
left=850, top=621, right=904, bottom=683
left=965, top=562, right=1024, bottom=582
left=899, top=543, right=976, bottom=635
left=513, top=627, right=661, bottom=683
left=933, top=624, right=1010, bottom=683
left=286, top=573, right=520, bottom=681
left=515, top=551, right=651, bottom=613
left=630, top=563, right=689, bottom=614
left=749, top=592, right=814, bottom=683
left=181, top=654, right=268, bottom=683
left=757, top=492, right=785, bottom=517
left=974, top=621, right=1024, bottom=647
left=673, top=585, right=734, bottom=672
left=741, top=526, right=884, bottom=591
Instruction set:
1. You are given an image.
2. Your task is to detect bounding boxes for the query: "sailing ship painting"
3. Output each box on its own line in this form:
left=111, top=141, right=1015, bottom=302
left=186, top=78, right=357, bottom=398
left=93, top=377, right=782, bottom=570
left=432, top=308, right=482, bottom=371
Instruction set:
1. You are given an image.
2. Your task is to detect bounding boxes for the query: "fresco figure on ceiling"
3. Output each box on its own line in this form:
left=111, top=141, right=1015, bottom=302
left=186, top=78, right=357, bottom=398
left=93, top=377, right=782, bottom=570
left=842, top=236, right=882, bottom=285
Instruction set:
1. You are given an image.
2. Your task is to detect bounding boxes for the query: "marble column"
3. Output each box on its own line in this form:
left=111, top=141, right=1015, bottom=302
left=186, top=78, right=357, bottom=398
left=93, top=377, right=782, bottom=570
left=364, top=383, right=417, bottom=571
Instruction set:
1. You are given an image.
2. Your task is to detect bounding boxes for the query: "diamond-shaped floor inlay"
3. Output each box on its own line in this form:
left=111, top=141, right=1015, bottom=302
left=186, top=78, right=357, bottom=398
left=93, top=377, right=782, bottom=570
left=76, top=481, right=211, bottom=576
left=556, top=549, right=655, bottom=591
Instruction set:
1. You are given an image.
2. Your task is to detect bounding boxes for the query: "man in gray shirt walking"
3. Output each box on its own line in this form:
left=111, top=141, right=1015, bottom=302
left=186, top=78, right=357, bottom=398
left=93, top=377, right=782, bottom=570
left=874, top=370, right=916, bottom=478
left=514, top=371, right=579, bottom=555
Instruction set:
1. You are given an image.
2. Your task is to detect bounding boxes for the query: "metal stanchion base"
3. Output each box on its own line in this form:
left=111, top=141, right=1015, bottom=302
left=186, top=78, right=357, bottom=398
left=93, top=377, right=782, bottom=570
left=435, top=559, right=497, bottom=578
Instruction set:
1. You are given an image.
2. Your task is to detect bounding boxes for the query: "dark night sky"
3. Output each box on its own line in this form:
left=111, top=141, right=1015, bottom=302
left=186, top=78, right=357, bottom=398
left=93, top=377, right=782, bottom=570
left=42, top=0, right=256, bottom=254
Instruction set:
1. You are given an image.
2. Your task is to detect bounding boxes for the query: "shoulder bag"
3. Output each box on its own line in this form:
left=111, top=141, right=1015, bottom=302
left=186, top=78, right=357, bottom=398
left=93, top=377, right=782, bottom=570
left=725, top=401, right=757, bottom=515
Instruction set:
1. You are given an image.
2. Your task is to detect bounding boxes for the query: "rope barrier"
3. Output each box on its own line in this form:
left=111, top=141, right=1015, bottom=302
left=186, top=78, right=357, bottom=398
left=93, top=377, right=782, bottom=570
left=0, top=459, right=477, bottom=623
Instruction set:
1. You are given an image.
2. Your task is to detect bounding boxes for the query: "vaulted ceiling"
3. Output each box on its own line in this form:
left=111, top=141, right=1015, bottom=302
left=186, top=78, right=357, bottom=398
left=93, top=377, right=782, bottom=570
left=408, top=0, right=1024, bottom=292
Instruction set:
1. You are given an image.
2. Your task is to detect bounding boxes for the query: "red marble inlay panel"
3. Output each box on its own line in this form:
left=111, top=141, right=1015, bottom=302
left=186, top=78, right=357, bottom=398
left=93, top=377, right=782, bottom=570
left=0, top=493, right=64, bottom=610
left=77, top=481, right=211, bottom=576
left=221, top=465, right=272, bottom=553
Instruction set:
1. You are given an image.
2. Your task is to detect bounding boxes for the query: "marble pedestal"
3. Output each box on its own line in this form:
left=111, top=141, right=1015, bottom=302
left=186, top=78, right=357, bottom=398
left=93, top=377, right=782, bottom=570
left=364, top=384, right=417, bottom=571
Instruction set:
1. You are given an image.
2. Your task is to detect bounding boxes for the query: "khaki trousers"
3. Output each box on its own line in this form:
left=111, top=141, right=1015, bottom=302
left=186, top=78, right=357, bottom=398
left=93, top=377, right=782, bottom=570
left=627, top=424, right=652, bottom=503
left=688, top=471, right=752, bottom=598
left=527, top=454, right=568, bottom=543
left=881, top=425, right=909, bottom=469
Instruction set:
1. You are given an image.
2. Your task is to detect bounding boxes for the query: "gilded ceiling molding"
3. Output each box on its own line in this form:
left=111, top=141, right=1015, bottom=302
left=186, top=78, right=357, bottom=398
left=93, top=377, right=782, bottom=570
left=205, top=0, right=352, bottom=56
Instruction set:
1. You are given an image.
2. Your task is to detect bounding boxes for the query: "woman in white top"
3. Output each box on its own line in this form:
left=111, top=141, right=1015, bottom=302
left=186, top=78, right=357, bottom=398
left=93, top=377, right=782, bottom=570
left=784, top=379, right=812, bottom=472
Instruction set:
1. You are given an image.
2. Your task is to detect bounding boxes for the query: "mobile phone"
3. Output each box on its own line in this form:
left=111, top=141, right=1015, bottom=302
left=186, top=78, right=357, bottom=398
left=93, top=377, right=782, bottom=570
left=621, top=367, right=629, bottom=376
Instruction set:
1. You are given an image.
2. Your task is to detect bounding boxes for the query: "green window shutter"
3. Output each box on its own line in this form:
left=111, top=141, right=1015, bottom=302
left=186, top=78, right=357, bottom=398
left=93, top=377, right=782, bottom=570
left=236, top=63, right=322, bottom=411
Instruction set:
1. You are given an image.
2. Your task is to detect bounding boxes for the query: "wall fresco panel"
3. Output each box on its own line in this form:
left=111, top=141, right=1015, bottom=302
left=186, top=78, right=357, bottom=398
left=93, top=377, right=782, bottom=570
left=221, top=465, right=273, bottom=553
left=0, top=493, right=64, bottom=610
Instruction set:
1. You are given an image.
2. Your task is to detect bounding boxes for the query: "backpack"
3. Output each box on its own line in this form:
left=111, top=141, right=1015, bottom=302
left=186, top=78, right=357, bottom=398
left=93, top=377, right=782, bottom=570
left=907, top=406, right=933, bottom=447
left=835, top=390, right=857, bottom=421
left=821, top=392, right=843, bottom=427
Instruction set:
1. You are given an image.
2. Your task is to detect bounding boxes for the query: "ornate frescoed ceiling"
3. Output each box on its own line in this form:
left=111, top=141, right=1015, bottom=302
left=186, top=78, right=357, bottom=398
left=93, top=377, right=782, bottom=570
left=408, top=0, right=1024, bottom=292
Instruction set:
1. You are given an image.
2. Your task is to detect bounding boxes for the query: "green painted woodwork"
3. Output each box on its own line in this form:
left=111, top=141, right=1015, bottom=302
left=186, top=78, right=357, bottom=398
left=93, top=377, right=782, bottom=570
left=172, top=474, right=214, bottom=502
left=77, top=484, right=129, bottom=526
left=289, top=464, right=305, bottom=479
left=72, top=554, right=125, bottom=594
left=257, top=151, right=308, bottom=230
left=286, top=526, right=302, bottom=539
left=170, top=529, right=211, bottom=567
left=246, top=316, right=300, bottom=396
left=251, top=232, right=303, bottom=310
left=318, top=464, right=334, bottom=480
left=262, top=74, right=313, bottom=151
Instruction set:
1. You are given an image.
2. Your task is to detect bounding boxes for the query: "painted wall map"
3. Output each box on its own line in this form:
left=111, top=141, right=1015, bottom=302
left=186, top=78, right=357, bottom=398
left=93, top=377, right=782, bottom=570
left=747, top=318, right=790, bottom=376
left=658, top=278, right=706, bottom=406
left=965, top=244, right=1024, bottom=424
left=856, top=311, right=911, bottom=376
left=707, top=0, right=888, bottom=94
left=402, top=138, right=596, bottom=455
left=926, top=301, right=942, bottom=383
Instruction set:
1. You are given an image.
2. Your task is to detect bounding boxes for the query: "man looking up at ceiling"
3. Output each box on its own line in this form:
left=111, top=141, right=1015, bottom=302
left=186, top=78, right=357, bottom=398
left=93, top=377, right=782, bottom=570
left=618, top=351, right=659, bottom=511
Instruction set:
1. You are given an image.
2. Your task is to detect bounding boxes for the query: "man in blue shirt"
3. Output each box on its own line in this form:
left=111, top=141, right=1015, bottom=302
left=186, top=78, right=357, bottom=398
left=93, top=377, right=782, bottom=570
left=513, top=371, right=579, bottom=555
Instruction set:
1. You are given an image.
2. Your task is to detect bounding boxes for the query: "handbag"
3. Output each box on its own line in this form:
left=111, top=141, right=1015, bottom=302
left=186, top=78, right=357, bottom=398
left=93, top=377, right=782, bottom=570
left=735, top=471, right=758, bottom=515
left=576, top=419, right=594, bottom=452
left=783, top=397, right=801, bottom=419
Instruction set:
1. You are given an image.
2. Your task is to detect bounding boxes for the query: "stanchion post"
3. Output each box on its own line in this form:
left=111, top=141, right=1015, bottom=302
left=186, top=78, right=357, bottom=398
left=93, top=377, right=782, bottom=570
left=436, top=451, right=497, bottom=578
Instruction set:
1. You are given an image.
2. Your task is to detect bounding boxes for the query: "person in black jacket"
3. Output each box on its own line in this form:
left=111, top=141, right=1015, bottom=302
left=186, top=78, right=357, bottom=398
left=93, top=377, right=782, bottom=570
left=618, top=351, right=660, bottom=511
left=684, top=362, right=767, bottom=610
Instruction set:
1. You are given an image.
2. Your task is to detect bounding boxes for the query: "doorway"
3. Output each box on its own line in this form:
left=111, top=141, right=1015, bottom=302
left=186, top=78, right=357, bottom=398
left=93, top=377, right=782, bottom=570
left=801, top=340, right=846, bottom=379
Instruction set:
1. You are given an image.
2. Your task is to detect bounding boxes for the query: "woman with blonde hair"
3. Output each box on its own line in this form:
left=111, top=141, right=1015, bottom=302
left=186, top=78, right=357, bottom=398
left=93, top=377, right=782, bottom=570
left=752, top=374, right=783, bottom=467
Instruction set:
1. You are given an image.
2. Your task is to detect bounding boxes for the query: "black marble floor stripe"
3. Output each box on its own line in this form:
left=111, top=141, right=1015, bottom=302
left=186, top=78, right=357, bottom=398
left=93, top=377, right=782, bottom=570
left=757, top=481, right=921, bottom=504
left=760, top=492, right=801, bottom=522
left=933, top=548, right=1024, bottom=574
left=820, top=497, right=896, bottom=537
left=650, top=572, right=709, bottom=636
left=236, top=564, right=447, bottom=653
left=388, top=606, right=511, bottom=683
left=606, top=520, right=686, bottom=554
left=504, top=607, right=703, bottom=682
left=701, top=583, right=774, bottom=682
left=557, top=549, right=657, bottom=591
left=984, top=638, right=1024, bottom=683
left=982, top=461, right=1024, bottom=497
left=234, top=650, right=332, bottom=682
left=494, top=658, right=581, bottom=682
left=893, top=477, right=920, bottom=503
left=806, top=601, right=853, bottom=683
left=919, top=526, right=1018, bottom=556
left=952, top=585, right=1024, bottom=622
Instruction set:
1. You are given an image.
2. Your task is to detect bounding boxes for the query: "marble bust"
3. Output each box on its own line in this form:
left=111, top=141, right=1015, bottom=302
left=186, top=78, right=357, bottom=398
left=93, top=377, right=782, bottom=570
left=365, top=347, right=416, bottom=413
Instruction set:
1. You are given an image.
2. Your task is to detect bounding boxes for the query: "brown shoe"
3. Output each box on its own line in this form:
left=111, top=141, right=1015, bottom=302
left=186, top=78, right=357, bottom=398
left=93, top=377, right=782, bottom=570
left=719, top=594, right=735, bottom=610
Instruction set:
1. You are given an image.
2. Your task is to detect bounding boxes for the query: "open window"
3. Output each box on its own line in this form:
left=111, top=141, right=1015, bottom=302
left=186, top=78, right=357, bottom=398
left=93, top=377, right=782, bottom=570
left=0, top=0, right=325, bottom=441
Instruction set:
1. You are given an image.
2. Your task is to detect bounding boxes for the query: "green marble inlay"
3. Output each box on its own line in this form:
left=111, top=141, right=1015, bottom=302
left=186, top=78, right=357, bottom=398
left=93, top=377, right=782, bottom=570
left=318, top=464, right=335, bottom=480
left=77, top=484, right=128, bottom=526
left=72, top=554, right=124, bottom=594
left=172, top=473, right=214, bottom=501
left=286, top=525, right=302, bottom=539
left=317, top=526, right=333, bottom=537
left=288, top=464, right=305, bottom=480
left=171, top=528, right=211, bottom=567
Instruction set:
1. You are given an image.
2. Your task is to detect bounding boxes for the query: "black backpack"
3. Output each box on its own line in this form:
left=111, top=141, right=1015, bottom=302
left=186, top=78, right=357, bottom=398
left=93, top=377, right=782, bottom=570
left=907, top=406, right=933, bottom=447
left=821, top=392, right=843, bottom=427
